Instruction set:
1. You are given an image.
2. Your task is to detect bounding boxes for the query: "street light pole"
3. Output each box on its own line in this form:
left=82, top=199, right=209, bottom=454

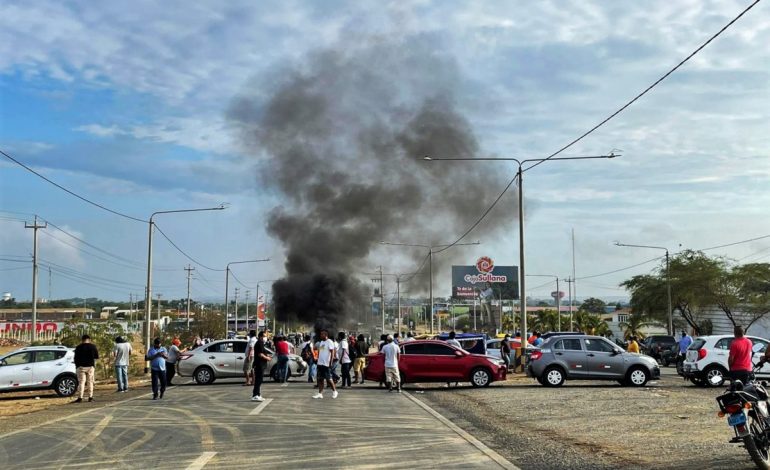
left=380, top=241, right=480, bottom=334
left=144, top=205, right=226, bottom=370
left=424, top=153, right=618, bottom=340
left=615, top=242, right=673, bottom=334
left=224, top=259, right=270, bottom=336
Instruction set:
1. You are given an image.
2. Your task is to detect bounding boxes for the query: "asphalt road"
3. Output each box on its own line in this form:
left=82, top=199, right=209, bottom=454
left=0, top=379, right=517, bottom=469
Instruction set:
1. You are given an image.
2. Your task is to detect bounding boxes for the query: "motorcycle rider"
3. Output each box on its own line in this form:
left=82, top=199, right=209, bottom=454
left=728, top=325, right=753, bottom=387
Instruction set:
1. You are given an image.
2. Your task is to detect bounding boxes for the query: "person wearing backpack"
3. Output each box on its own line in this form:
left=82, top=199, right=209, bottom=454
left=300, top=334, right=315, bottom=383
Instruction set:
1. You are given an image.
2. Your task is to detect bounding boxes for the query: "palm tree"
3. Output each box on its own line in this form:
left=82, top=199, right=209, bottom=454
left=572, top=310, right=612, bottom=337
left=619, top=313, right=654, bottom=340
left=501, top=314, right=516, bottom=332
left=531, top=309, right=560, bottom=332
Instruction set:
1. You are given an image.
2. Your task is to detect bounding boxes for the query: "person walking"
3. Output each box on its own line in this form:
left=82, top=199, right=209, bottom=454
left=353, top=334, right=368, bottom=384
left=500, top=334, right=512, bottom=372
left=627, top=336, right=640, bottom=354
left=146, top=338, right=168, bottom=400
left=166, top=338, right=181, bottom=386
left=275, top=335, right=291, bottom=386
left=337, top=332, right=352, bottom=388
left=312, top=329, right=338, bottom=399
left=74, top=334, right=99, bottom=403
left=728, top=325, right=753, bottom=387
left=112, top=336, right=132, bottom=392
left=244, top=330, right=257, bottom=386
left=251, top=331, right=272, bottom=402
left=382, top=335, right=401, bottom=393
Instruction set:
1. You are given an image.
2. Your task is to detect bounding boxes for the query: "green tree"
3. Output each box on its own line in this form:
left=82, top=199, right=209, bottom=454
left=580, top=297, right=607, bottom=314
left=618, top=313, right=655, bottom=340
left=572, top=311, right=612, bottom=337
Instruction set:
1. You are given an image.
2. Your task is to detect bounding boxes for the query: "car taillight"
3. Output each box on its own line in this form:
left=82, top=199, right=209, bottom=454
left=179, top=354, right=192, bottom=361
left=697, top=349, right=707, bottom=360
left=725, top=403, right=742, bottom=414
left=531, top=351, right=542, bottom=361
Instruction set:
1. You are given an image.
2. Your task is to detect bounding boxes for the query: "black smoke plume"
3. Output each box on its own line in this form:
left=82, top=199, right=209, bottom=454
left=229, top=37, right=516, bottom=332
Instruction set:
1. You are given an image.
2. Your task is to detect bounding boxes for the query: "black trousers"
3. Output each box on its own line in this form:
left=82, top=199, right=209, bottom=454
left=151, top=369, right=167, bottom=397
left=252, top=367, right=264, bottom=397
left=165, top=362, right=176, bottom=385
left=341, top=362, right=352, bottom=387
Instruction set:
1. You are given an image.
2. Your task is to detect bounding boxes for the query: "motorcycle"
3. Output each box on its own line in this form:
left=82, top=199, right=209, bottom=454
left=714, top=361, right=770, bottom=469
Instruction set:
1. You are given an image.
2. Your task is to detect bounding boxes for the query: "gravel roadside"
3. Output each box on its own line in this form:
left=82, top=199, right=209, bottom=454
left=413, top=370, right=757, bottom=470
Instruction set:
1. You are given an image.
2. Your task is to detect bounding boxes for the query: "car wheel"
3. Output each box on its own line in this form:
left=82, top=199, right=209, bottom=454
left=543, top=366, right=565, bottom=387
left=54, top=375, right=78, bottom=397
left=704, top=365, right=727, bottom=387
left=270, top=366, right=280, bottom=382
left=690, top=377, right=706, bottom=387
left=626, top=367, right=650, bottom=387
left=470, top=367, right=492, bottom=387
left=194, top=366, right=215, bottom=385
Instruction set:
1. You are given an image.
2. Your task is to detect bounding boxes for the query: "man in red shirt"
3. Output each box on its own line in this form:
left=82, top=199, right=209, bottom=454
left=728, top=325, right=753, bottom=386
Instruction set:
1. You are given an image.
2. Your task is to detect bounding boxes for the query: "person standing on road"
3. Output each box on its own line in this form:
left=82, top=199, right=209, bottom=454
left=275, top=335, right=291, bottom=386
left=500, top=334, right=512, bottom=372
left=627, top=336, right=640, bottom=354
left=337, top=332, right=352, bottom=388
left=244, top=330, right=257, bottom=386
left=728, top=325, right=753, bottom=386
left=382, top=335, right=401, bottom=393
left=300, top=334, right=315, bottom=383
left=166, top=338, right=181, bottom=386
left=146, top=338, right=168, bottom=400
left=353, top=334, right=368, bottom=384
left=446, top=331, right=461, bottom=349
left=251, top=331, right=272, bottom=402
left=112, top=336, right=132, bottom=393
left=312, top=329, right=338, bottom=399
left=74, top=334, right=99, bottom=403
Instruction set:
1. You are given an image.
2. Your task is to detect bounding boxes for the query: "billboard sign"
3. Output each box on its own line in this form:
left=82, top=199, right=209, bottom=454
left=452, top=257, right=519, bottom=299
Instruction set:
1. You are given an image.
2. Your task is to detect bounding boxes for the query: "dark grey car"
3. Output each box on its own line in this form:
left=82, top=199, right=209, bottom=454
left=527, top=335, right=660, bottom=387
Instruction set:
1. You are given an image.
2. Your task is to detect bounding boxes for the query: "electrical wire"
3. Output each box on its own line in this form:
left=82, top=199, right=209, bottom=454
left=576, top=256, right=663, bottom=281
left=0, top=148, right=148, bottom=223
left=523, top=0, right=762, bottom=174
left=698, top=233, right=770, bottom=252
left=432, top=173, right=519, bottom=254
left=153, top=223, right=225, bottom=272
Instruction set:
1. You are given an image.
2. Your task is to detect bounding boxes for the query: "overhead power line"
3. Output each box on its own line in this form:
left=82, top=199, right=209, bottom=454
left=577, top=256, right=664, bottom=281
left=0, top=148, right=148, bottom=223
left=698, top=233, right=770, bottom=252
left=523, top=0, right=762, bottom=173
left=153, top=223, right=225, bottom=272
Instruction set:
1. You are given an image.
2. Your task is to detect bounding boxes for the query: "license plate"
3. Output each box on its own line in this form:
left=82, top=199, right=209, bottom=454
left=728, top=412, right=747, bottom=427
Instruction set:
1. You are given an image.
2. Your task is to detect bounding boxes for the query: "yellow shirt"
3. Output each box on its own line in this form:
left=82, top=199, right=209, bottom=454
left=627, top=341, right=640, bottom=353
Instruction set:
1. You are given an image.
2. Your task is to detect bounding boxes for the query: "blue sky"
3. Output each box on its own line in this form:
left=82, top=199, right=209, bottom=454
left=1, top=0, right=769, bottom=304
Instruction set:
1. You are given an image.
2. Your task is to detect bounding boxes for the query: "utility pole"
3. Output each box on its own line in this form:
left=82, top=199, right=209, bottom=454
left=156, top=294, right=162, bottom=334
left=234, top=287, right=240, bottom=333
left=48, top=265, right=52, bottom=302
left=565, top=278, right=574, bottom=331
left=185, top=265, right=195, bottom=329
left=245, top=290, right=250, bottom=331
left=380, top=267, right=385, bottom=333
left=129, top=293, right=133, bottom=326
left=25, top=216, right=46, bottom=341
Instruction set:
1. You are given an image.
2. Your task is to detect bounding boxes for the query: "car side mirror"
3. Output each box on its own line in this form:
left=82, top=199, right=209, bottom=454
left=613, top=348, right=622, bottom=355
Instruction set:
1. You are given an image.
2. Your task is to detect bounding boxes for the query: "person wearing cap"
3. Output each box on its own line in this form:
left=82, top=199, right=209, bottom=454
left=166, top=338, right=182, bottom=386
left=112, top=336, right=132, bottom=392
left=382, top=335, right=401, bottom=393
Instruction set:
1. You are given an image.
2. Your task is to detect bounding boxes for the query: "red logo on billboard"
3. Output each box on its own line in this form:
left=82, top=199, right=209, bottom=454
left=476, top=256, right=494, bottom=274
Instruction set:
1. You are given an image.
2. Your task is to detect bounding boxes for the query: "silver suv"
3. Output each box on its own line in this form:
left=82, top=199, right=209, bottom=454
left=0, top=345, right=78, bottom=396
left=177, top=339, right=307, bottom=385
left=527, top=335, right=660, bottom=387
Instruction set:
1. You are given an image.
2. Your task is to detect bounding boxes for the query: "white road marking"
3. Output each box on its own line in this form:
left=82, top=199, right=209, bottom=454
left=403, top=391, right=520, bottom=470
left=248, top=397, right=273, bottom=415
left=186, top=451, right=217, bottom=470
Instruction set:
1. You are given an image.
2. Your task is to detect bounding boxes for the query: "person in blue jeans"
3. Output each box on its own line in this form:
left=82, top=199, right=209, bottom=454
left=112, top=336, right=132, bottom=392
left=145, top=338, right=168, bottom=400
left=275, top=336, right=291, bottom=386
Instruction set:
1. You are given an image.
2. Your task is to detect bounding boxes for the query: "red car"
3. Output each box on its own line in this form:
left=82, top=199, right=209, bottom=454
left=365, top=340, right=507, bottom=387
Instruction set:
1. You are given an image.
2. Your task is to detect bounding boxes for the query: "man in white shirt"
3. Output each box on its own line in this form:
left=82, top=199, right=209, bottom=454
left=446, top=331, right=462, bottom=349
left=112, top=336, right=132, bottom=392
left=337, top=332, right=352, bottom=388
left=382, top=335, right=401, bottom=393
left=312, top=329, right=338, bottom=399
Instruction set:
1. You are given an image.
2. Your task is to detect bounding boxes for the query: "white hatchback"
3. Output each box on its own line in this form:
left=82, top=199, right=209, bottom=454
left=682, top=335, right=770, bottom=387
left=0, top=345, right=79, bottom=396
